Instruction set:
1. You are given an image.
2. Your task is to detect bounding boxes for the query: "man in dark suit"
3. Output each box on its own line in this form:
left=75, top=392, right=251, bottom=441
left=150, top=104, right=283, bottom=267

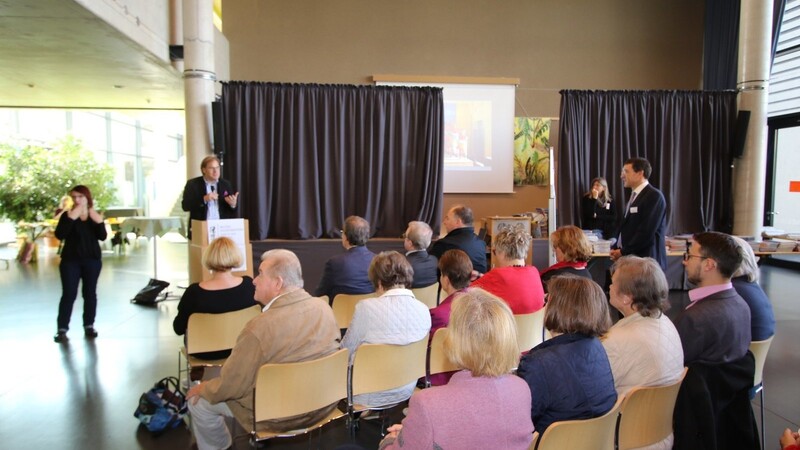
left=675, top=231, right=751, bottom=365
left=429, top=205, right=487, bottom=274
left=182, top=156, right=239, bottom=237
left=315, top=215, right=376, bottom=302
left=610, top=157, right=667, bottom=270
left=403, top=221, right=438, bottom=288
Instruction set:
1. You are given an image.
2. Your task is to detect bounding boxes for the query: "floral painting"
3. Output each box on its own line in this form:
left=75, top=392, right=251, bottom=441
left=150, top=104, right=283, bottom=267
left=514, top=117, right=551, bottom=186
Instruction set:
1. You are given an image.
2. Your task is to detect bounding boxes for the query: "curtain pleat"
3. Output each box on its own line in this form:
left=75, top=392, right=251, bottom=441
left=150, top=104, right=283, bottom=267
left=558, top=90, right=738, bottom=236
left=221, top=82, right=444, bottom=240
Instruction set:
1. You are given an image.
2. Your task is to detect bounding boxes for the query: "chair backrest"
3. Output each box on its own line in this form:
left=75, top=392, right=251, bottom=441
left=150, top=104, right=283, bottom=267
left=515, top=307, right=546, bottom=353
left=254, top=348, right=348, bottom=422
left=534, top=396, right=623, bottom=450
left=331, top=292, right=375, bottom=329
left=616, top=367, right=689, bottom=450
left=749, top=336, right=774, bottom=387
left=186, top=304, right=261, bottom=354
left=350, top=336, right=429, bottom=401
left=411, top=283, right=442, bottom=309
left=428, top=328, right=459, bottom=383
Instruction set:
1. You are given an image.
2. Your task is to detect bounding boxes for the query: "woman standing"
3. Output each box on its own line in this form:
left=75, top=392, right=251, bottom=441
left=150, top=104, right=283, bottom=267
left=54, top=185, right=107, bottom=343
left=581, top=177, right=615, bottom=239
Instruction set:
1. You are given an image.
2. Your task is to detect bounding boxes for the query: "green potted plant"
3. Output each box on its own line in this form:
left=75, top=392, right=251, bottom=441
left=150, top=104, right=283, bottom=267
left=0, top=137, right=117, bottom=263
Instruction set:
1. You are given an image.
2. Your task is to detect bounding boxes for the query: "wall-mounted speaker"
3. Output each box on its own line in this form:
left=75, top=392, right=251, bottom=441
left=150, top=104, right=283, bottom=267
left=732, top=110, right=750, bottom=159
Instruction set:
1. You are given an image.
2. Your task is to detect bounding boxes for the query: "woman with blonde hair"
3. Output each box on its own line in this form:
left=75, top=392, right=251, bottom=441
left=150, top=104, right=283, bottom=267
left=517, top=276, right=616, bottom=434
left=379, top=288, right=534, bottom=449
left=581, top=176, right=615, bottom=239
left=471, top=226, right=545, bottom=314
left=173, top=237, right=256, bottom=359
left=540, top=225, right=593, bottom=292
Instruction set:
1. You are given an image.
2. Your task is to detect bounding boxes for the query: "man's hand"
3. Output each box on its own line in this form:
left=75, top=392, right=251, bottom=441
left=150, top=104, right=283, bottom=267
left=224, top=192, right=239, bottom=207
left=609, top=249, right=622, bottom=261
left=187, top=382, right=204, bottom=405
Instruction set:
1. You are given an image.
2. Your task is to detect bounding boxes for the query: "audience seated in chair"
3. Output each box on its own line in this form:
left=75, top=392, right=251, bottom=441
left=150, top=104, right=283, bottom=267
left=730, top=235, right=776, bottom=341
left=540, top=225, right=593, bottom=292
left=516, top=276, right=617, bottom=434
left=429, top=204, right=487, bottom=274
left=403, top=220, right=438, bottom=288
left=379, top=288, right=533, bottom=450
left=173, top=237, right=257, bottom=360
left=186, top=249, right=340, bottom=450
left=315, top=215, right=376, bottom=301
left=471, top=226, right=545, bottom=314
left=341, top=251, right=431, bottom=408
left=427, top=249, right=473, bottom=386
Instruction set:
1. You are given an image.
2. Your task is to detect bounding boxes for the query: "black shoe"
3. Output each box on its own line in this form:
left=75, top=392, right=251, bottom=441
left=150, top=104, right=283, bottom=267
left=54, top=331, right=68, bottom=343
left=84, top=327, right=98, bottom=339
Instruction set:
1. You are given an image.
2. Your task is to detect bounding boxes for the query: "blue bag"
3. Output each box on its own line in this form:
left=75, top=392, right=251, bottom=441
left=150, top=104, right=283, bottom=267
left=134, top=376, right=188, bottom=434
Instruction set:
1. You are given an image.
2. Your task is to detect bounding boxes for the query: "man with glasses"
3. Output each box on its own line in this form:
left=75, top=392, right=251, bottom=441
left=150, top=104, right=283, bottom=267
left=182, top=156, right=239, bottom=238
left=675, top=231, right=751, bottom=365
left=609, top=157, right=667, bottom=271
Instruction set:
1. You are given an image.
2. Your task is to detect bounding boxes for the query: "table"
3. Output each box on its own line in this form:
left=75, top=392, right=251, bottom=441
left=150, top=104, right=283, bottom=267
left=121, top=217, right=185, bottom=279
left=588, top=251, right=689, bottom=290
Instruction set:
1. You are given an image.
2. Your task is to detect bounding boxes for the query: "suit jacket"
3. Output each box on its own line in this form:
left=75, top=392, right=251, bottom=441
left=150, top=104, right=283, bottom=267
left=429, top=227, right=487, bottom=273
left=674, top=288, right=751, bottom=365
left=406, top=250, right=438, bottom=288
left=181, top=176, right=238, bottom=223
left=200, top=289, right=341, bottom=432
left=615, top=183, right=667, bottom=270
left=314, top=246, right=376, bottom=300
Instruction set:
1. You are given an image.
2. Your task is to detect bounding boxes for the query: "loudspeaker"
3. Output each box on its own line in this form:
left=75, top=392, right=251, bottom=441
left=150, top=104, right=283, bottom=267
left=732, top=110, right=750, bottom=159
left=211, top=101, right=225, bottom=159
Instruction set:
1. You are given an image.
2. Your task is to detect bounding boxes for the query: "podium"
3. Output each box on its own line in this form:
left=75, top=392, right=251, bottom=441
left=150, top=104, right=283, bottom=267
left=189, top=219, right=254, bottom=283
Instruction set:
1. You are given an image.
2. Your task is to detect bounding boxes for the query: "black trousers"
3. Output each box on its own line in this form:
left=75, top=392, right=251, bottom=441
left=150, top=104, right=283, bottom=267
left=57, top=258, right=102, bottom=331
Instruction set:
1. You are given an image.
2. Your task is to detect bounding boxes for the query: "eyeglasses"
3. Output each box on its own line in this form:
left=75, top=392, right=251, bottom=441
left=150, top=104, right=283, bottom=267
left=683, top=252, right=708, bottom=261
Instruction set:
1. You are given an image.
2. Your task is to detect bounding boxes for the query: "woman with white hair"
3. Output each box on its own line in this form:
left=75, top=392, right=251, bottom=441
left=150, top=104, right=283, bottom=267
left=730, top=236, right=776, bottom=340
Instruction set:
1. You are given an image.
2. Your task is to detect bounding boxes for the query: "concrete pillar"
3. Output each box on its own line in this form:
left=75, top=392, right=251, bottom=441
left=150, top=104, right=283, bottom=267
left=182, top=0, right=216, bottom=179
left=733, top=0, right=773, bottom=238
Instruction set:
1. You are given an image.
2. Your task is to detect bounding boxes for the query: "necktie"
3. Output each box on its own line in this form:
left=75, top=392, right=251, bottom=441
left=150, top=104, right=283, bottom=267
left=625, top=191, right=638, bottom=217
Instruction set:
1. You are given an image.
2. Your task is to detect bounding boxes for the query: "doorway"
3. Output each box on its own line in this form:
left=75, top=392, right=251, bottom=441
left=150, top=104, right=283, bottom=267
left=765, top=113, right=800, bottom=231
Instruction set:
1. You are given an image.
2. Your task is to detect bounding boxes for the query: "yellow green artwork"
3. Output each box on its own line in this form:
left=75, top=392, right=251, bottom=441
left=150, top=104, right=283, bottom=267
left=514, top=117, right=551, bottom=186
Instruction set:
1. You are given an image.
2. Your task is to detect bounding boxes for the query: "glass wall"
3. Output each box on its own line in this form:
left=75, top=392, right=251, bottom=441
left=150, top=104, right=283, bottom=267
left=0, top=108, right=186, bottom=217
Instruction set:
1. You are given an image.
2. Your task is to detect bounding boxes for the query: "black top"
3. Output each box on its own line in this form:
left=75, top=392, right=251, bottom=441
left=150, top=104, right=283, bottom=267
left=173, top=276, right=257, bottom=359
left=580, top=195, right=615, bottom=239
left=54, top=214, right=107, bottom=260
left=540, top=266, right=593, bottom=293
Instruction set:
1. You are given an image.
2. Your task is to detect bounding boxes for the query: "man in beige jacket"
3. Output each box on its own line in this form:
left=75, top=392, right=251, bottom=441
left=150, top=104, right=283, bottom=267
left=187, top=249, right=341, bottom=450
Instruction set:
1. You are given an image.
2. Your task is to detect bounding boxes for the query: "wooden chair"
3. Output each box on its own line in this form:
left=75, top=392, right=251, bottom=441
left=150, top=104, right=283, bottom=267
left=532, top=396, right=623, bottom=450
left=178, top=305, right=261, bottom=379
left=616, top=367, right=689, bottom=450
left=348, top=337, right=428, bottom=429
left=426, top=328, right=459, bottom=387
left=250, top=348, right=349, bottom=443
left=331, top=292, right=375, bottom=329
left=515, top=307, right=546, bottom=354
left=750, top=336, right=775, bottom=450
left=411, top=283, right=442, bottom=309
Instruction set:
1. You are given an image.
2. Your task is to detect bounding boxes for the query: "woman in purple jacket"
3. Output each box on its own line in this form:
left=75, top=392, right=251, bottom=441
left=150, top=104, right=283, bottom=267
left=379, top=288, right=534, bottom=450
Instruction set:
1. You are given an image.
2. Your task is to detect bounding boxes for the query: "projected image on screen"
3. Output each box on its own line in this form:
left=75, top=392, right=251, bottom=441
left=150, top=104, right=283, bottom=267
left=444, top=101, right=492, bottom=171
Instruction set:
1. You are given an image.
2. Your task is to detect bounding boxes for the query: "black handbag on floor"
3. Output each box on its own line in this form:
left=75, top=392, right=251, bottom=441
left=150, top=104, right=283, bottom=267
left=131, top=278, right=170, bottom=305
left=134, top=376, right=187, bottom=434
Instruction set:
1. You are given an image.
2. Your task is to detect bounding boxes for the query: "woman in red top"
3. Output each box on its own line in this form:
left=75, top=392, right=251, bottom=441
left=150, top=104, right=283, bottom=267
left=471, top=227, right=545, bottom=314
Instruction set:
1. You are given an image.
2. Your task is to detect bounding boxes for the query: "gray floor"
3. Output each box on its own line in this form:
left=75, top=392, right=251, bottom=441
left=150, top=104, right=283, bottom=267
left=0, top=237, right=797, bottom=449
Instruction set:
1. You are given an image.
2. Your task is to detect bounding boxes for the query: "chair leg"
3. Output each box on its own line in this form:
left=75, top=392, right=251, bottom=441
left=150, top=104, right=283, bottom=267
left=760, top=388, right=765, bottom=450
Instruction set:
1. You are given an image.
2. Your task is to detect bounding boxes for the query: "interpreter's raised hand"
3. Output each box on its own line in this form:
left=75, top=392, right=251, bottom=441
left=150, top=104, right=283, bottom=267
left=591, top=188, right=600, bottom=199
left=88, top=207, right=104, bottom=223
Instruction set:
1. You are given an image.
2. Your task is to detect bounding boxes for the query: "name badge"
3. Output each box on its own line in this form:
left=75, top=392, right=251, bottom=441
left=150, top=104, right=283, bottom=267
left=630, top=207, right=639, bottom=214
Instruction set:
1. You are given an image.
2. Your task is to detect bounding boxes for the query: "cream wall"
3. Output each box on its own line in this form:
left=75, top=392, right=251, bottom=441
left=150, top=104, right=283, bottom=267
left=222, top=0, right=705, bottom=226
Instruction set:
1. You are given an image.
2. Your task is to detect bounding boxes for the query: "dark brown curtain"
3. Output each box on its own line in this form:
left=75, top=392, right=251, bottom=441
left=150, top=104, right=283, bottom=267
left=221, top=82, right=444, bottom=240
left=558, top=90, right=738, bottom=236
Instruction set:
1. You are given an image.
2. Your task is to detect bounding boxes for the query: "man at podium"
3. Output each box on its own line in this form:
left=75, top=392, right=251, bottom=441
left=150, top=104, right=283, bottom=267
left=182, top=156, right=239, bottom=238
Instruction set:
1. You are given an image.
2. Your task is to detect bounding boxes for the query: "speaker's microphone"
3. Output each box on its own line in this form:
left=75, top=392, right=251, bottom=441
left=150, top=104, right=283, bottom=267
left=210, top=185, right=215, bottom=193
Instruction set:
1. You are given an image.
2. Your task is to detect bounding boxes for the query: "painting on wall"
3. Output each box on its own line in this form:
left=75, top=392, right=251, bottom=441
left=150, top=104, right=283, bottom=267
left=513, top=117, right=551, bottom=186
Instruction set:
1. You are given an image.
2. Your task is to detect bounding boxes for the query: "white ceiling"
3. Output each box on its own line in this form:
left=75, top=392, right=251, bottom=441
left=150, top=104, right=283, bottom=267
left=0, top=0, right=184, bottom=110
